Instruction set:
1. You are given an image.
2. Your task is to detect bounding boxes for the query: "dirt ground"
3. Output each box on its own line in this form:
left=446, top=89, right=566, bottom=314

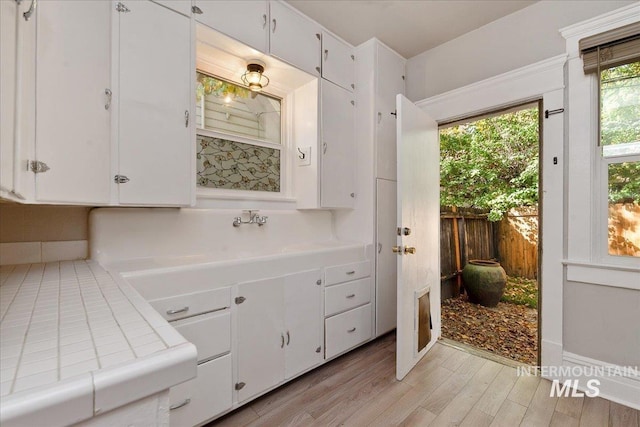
left=441, top=294, right=538, bottom=365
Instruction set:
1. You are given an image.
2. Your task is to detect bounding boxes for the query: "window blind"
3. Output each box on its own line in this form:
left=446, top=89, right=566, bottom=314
left=580, top=22, right=640, bottom=73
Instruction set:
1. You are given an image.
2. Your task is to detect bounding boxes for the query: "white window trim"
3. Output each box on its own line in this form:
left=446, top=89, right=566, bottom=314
left=195, top=90, right=295, bottom=205
left=561, top=4, right=640, bottom=270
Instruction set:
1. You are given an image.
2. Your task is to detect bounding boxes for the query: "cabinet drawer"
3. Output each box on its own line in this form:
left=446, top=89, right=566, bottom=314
left=325, top=304, right=372, bottom=359
left=170, top=354, right=232, bottom=427
left=325, top=278, right=371, bottom=317
left=172, top=311, right=230, bottom=363
left=325, top=261, right=370, bottom=286
left=150, top=287, right=231, bottom=321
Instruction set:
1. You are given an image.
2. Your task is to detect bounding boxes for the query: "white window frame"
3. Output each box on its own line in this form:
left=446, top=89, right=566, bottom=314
left=590, top=60, right=640, bottom=268
left=561, top=4, right=640, bottom=283
left=194, top=69, right=295, bottom=205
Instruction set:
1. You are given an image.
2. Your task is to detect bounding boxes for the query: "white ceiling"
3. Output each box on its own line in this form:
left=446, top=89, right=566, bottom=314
left=286, top=1, right=536, bottom=58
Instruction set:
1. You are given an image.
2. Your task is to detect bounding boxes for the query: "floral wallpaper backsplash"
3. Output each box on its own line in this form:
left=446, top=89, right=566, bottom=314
left=197, top=135, right=281, bottom=192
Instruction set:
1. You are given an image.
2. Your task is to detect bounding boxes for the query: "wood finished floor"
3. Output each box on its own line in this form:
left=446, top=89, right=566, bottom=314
left=209, top=334, right=639, bottom=427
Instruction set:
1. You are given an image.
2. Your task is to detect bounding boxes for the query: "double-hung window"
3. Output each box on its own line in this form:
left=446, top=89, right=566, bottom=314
left=195, top=71, right=284, bottom=194
left=581, top=23, right=640, bottom=260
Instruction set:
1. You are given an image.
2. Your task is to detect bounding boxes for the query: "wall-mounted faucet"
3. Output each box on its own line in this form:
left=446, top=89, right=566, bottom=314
left=233, top=210, right=268, bottom=227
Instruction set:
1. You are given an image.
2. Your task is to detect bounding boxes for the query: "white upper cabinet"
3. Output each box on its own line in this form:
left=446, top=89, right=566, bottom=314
left=194, top=0, right=269, bottom=53
left=376, top=44, right=405, bottom=181
left=321, top=80, right=356, bottom=209
left=322, top=32, right=355, bottom=92
left=152, top=0, right=192, bottom=17
left=33, top=1, right=112, bottom=204
left=269, top=1, right=321, bottom=77
left=1, top=0, right=19, bottom=198
left=117, top=0, right=193, bottom=206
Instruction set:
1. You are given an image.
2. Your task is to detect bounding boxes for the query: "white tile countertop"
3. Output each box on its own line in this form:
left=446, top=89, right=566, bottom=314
left=0, top=260, right=196, bottom=427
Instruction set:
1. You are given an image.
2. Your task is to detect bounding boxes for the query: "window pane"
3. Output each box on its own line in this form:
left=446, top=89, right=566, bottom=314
left=601, top=62, right=640, bottom=156
left=196, top=72, right=281, bottom=144
left=197, top=135, right=280, bottom=192
left=607, top=161, right=640, bottom=257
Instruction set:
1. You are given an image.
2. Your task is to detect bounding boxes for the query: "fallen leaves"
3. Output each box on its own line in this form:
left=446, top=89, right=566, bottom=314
left=441, top=294, right=538, bottom=365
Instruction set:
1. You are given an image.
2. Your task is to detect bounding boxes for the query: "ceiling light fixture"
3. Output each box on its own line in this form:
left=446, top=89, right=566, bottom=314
left=241, top=61, right=269, bottom=92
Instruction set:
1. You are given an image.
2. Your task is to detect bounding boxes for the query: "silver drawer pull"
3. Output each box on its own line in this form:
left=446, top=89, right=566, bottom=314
left=166, top=306, right=189, bottom=315
left=347, top=327, right=356, bottom=333
left=170, top=398, right=191, bottom=410
left=346, top=271, right=356, bottom=275
left=346, top=294, right=356, bottom=299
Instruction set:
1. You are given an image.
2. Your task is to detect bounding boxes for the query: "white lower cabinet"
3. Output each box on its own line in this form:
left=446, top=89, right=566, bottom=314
left=169, top=354, right=232, bottom=427
left=172, top=311, right=230, bottom=363
left=236, top=269, right=322, bottom=402
left=325, top=303, right=372, bottom=359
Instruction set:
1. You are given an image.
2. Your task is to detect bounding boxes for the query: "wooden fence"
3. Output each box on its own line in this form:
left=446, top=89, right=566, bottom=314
left=440, top=206, right=539, bottom=299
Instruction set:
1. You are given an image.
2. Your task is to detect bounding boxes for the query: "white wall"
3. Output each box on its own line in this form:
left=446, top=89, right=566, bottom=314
left=405, top=0, right=634, bottom=101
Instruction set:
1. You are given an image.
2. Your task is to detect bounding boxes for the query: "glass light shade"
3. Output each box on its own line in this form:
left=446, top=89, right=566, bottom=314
left=241, top=63, right=269, bottom=92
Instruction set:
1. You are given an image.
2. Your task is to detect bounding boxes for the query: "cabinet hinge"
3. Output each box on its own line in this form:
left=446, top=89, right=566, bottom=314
left=29, top=160, right=50, bottom=174
left=191, top=5, right=203, bottom=14
left=235, top=382, right=246, bottom=391
left=235, top=296, right=246, bottom=304
left=116, top=2, right=130, bottom=13
left=316, top=346, right=322, bottom=353
left=114, top=175, right=130, bottom=184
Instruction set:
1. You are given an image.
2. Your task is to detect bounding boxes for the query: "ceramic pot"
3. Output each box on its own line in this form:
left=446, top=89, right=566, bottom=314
left=462, top=260, right=507, bottom=307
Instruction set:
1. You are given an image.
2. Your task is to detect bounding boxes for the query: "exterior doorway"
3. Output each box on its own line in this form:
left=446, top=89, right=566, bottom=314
left=438, top=102, right=541, bottom=366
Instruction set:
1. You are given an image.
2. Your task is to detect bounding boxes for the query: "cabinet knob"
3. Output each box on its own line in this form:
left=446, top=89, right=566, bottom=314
left=324, top=49, right=329, bottom=61
left=272, top=18, right=277, bottom=33
left=315, top=66, right=321, bottom=74
left=350, top=192, right=355, bottom=198
left=347, top=327, right=356, bottom=333
left=262, top=14, right=267, bottom=29
left=323, top=142, right=327, bottom=154
left=191, top=5, right=203, bottom=14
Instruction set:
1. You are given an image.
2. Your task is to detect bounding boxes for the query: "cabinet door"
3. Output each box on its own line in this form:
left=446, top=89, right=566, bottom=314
left=269, top=1, right=321, bottom=77
left=169, top=354, right=232, bottom=427
left=322, top=32, right=354, bottom=92
left=376, top=178, right=397, bottom=336
left=34, top=0, right=111, bottom=204
left=375, top=45, right=405, bottom=181
left=118, top=0, right=192, bottom=206
left=321, top=80, right=355, bottom=208
left=284, top=269, right=322, bottom=379
left=237, top=277, right=285, bottom=402
left=195, top=0, right=268, bottom=53
left=0, top=0, right=18, bottom=196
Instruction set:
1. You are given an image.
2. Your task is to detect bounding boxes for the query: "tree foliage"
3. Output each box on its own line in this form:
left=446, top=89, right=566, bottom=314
left=601, top=62, right=640, bottom=204
left=440, top=107, right=539, bottom=221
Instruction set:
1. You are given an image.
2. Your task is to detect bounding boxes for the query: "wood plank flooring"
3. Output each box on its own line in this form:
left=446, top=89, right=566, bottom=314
left=208, top=334, right=639, bottom=427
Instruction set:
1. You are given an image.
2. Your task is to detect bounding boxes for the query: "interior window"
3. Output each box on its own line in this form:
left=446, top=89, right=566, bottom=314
left=195, top=71, right=283, bottom=193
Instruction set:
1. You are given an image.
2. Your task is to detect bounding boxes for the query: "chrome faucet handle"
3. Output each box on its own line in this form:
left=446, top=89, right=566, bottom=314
left=233, top=217, right=243, bottom=227
left=257, top=216, right=268, bottom=226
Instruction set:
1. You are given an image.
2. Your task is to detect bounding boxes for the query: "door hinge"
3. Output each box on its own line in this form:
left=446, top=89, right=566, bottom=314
left=235, top=296, right=246, bottom=304
left=235, top=382, right=246, bottom=391
left=29, top=160, right=50, bottom=174
left=116, top=2, right=130, bottom=13
left=114, top=175, right=130, bottom=184
left=191, top=5, right=203, bottom=14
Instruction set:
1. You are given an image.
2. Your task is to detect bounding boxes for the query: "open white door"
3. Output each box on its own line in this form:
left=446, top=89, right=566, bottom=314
left=395, top=94, right=440, bottom=380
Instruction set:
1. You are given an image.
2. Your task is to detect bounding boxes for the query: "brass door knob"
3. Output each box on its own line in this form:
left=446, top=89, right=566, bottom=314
left=404, top=246, right=416, bottom=255
left=392, top=246, right=402, bottom=253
